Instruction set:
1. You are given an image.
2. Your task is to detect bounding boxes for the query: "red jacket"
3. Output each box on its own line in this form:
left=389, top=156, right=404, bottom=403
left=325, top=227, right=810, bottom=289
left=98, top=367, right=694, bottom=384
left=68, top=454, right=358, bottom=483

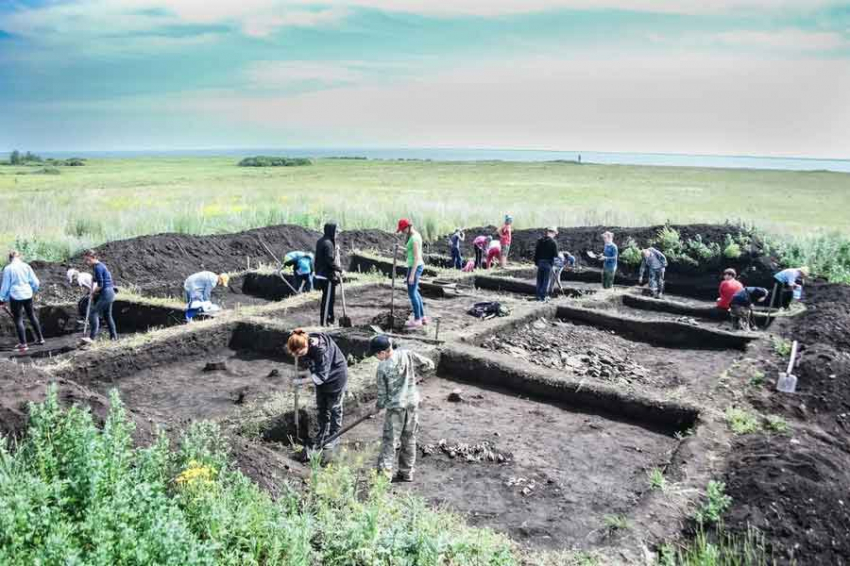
left=717, top=279, right=744, bottom=309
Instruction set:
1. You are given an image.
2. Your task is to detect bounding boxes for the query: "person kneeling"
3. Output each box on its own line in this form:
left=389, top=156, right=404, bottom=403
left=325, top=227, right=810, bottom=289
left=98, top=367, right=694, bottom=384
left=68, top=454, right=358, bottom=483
left=369, top=335, right=434, bottom=482
left=729, top=287, right=768, bottom=331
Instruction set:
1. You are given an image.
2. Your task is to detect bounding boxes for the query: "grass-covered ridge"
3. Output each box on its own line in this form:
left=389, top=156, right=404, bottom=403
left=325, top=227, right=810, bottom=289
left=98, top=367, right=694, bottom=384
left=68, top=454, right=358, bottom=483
left=0, top=387, right=516, bottom=565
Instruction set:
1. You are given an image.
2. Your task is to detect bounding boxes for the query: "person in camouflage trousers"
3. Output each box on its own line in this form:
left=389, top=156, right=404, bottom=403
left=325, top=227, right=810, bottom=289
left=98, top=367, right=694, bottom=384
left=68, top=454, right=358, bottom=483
left=368, top=335, right=435, bottom=482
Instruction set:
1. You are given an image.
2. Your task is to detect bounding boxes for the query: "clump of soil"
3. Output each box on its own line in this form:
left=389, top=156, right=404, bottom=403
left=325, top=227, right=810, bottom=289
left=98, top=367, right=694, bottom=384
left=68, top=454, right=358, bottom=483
left=369, top=309, right=413, bottom=333
left=420, top=439, right=512, bottom=464
left=481, top=318, right=664, bottom=387
left=724, top=432, right=850, bottom=565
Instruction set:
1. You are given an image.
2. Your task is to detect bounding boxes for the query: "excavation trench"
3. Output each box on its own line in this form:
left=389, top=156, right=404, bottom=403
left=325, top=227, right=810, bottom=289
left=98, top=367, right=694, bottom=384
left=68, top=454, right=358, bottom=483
left=0, top=299, right=187, bottom=359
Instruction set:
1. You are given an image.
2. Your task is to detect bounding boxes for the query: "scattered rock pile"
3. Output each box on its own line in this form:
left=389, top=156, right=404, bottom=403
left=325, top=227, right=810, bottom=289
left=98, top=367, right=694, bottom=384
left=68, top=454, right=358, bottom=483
left=482, top=318, right=660, bottom=385
left=420, top=439, right=512, bottom=464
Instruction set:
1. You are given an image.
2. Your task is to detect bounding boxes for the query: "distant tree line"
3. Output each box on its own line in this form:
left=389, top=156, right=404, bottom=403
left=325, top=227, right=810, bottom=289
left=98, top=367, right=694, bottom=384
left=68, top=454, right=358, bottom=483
left=4, top=150, right=85, bottom=167
left=237, top=156, right=312, bottom=167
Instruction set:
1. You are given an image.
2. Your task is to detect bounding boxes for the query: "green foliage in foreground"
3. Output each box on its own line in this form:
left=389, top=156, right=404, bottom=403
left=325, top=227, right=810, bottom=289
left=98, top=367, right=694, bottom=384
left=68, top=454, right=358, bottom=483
left=238, top=156, right=312, bottom=167
left=659, top=525, right=774, bottom=566
left=0, top=388, right=515, bottom=565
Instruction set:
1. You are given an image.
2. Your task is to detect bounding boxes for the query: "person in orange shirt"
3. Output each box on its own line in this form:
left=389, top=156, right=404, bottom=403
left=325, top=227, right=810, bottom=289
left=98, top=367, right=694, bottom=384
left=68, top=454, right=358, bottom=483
left=716, top=268, right=743, bottom=311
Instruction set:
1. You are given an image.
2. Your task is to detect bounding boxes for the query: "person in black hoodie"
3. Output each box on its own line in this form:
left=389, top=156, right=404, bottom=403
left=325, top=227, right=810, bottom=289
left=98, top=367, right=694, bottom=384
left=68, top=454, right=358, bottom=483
left=533, top=226, right=559, bottom=301
left=315, top=223, right=343, bottom=326
left=287, top=329, right=349, bottom=449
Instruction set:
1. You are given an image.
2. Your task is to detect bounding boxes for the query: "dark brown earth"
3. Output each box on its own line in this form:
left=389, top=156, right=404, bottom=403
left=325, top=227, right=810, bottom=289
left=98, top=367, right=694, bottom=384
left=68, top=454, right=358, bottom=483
left=344, top=376, right=679, bottom=550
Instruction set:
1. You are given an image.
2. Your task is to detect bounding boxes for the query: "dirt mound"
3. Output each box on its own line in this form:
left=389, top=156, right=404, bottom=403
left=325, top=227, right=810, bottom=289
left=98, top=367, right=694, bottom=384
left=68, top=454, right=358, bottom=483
left=724, top=432, right=850, bottom=565
left=792, top=283, right=850, bottom=351
left=31, top=224, right=399, bottom=303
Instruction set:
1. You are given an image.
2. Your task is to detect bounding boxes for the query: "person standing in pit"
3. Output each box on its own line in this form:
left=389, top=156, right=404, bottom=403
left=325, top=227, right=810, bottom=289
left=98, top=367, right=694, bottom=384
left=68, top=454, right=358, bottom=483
left=449, top=228, right=465, bottom=270
left=498, top=215, right=513, bottom=268
left=772, top=266, right=809, bottom=310
left=472, top=234, right=488, bottom=269
left=0, top=250, right=45, bottom=353
left=638, top=247, right=668, bottom=298
left=485, top=237, right=502, bottom=269
left=369, top=335, right=435, bottom=482
left=534, top=226, right=559, bottom=301
left=729, top=286, right=769, bottom=331
left=283, top=251, right=315, bottom=292
left=315, top=223, right=343, bottom=326
left=716, top=268, right=743, bottom=313
left=287, top=329, right=348, bottom=449
left=601, top=231, right=618, bottom=289
left=397, top=218, right=428, bottom=328
left=81, top=249, right=118, bottom=343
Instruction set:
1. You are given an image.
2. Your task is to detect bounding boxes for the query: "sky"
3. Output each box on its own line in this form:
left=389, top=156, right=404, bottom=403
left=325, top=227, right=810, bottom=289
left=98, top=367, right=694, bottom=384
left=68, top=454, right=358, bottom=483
left=1, top=0, right=849, bottom=157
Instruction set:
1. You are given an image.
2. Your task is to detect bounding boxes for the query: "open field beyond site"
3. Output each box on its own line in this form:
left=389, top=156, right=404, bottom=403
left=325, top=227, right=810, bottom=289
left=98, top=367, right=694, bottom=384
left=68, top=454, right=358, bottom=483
left=3, top=157, right=850, bottom=262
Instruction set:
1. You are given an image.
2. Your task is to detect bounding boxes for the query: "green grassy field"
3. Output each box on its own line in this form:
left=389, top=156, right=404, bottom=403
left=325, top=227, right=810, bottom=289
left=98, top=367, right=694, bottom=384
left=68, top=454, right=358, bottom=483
left=2, top=156, right=849, bottom=261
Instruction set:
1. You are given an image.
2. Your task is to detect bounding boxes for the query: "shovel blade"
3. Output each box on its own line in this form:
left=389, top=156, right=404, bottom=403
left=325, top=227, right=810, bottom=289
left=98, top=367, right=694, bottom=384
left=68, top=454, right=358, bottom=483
left=339, top=316, right=353, bottom=328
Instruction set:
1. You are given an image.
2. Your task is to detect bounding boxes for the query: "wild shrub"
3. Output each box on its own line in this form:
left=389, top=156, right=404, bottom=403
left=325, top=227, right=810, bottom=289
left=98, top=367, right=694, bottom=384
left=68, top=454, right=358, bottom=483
left=620, top=237, right=643, bottom=265
left=685, top=234, right=720, bottom=262
left=659, top=524, right=770, bottom=566
left=238, top=156, right=312, bottom=167
left=723, top=234, right=742, bottom=259
left=725, top=407, right=761, bottom=435
left=0, top=387, right=516, bottom=565
left=694, top=481, right=733, bottom=526
left=653, top=225, right=685, bottom=259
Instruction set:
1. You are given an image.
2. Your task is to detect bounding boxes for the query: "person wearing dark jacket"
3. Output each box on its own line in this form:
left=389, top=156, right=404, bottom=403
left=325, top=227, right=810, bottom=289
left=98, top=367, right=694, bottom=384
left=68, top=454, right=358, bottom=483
left=315, top=223, right=343, bottom=326
left=287, top=329, right=349, bottom=449
left=729, top=287, right=768, bottom=331
left=533, top=226, right=559, bottom=301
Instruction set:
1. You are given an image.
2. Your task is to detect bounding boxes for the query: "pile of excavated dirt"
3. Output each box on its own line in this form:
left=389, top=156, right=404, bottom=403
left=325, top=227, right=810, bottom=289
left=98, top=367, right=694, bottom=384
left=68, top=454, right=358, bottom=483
left=369, top=308, right=414, bottom=333
left=31, top=224, right=399, bottom=303
left=724, top=432, right=850, bottom=565
left=480, top=318, right=665, bottom=387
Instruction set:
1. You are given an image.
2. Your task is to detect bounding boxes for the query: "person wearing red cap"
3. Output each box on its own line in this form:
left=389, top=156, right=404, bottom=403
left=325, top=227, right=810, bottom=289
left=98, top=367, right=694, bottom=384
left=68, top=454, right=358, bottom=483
left=397, top=219, right=427, bottom=328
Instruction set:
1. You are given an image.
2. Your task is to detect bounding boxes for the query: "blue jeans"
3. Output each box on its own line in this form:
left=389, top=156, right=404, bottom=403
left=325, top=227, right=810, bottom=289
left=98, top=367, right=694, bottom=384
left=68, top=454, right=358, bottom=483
left=451, top=247, right=462, bottom=269
left=89, top=287, right=117, bottom=340
left=536, top=261, right=553, bottom=301
left=407, top=265, right=425, bottom=320
left=296, top=274, right=313, bottom=292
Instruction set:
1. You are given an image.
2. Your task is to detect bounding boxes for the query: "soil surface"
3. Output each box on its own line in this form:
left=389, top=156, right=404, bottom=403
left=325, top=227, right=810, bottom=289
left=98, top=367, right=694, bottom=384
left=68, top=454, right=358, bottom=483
left=343, top=376, right=678, bottom=550
left=480, top=317, right=739, bottom=392
left=31, top=224, right=400, bottom=303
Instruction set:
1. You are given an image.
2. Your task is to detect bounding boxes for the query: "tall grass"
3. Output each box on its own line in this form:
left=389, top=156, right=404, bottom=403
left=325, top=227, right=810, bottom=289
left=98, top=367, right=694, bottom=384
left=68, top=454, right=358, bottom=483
left=0, top=387, right=516, bottom=565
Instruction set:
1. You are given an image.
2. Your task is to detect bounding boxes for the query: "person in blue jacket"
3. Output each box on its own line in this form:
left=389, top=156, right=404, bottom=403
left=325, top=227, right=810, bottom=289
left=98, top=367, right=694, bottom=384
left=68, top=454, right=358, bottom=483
left=81, top=249, right=118, bottom=343
left=0, top=250, right=45, bottom=353
left=284, top=251, right=315, bottom=292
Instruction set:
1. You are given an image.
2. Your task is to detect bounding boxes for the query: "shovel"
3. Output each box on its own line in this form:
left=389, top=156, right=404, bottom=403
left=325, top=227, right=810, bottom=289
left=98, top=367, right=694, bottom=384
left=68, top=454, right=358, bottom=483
left=339, top=277, right=352, bottom=328
left=81, top=285, right=95, bottom=340
left=776, top=340, right=799, bottom=393
left=293, top=356, right=300, bottom=443
left=257, top=235, right=300, bottom=296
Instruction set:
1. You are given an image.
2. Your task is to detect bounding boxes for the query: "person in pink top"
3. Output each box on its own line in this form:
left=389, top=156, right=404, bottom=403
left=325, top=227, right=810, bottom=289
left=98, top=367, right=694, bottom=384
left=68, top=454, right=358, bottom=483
left=485, top=238, right=502, bottom=269
left=498, top=215, right=513, bottom=267
left=472, top=235, right=488, bottom=269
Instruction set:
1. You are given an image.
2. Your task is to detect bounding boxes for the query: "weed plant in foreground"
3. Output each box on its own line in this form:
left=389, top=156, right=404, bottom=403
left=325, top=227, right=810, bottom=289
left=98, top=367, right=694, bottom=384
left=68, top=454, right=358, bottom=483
left=0, top=387, right=515, bottom=565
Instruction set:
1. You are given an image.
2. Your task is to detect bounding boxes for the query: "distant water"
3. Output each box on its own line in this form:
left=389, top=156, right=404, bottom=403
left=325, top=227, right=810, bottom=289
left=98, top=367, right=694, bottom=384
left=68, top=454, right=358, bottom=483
left=26, top=147, right=850, bottom=173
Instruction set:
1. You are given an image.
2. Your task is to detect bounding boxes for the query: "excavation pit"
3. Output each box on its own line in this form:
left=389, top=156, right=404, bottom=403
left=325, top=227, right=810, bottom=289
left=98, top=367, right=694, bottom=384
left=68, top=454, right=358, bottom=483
left=342, top=374, right=682, bottom=550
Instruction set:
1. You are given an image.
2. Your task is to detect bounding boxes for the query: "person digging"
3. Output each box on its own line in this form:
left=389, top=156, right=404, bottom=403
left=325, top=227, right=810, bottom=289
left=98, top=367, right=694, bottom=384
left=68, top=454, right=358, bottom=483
left=638, top=247, right=668, bottom=298
left=287, top=329, right=348, bottom=451
left=81, top=249, right=118, bottom=345
left=729, top=286, right=769, bottom=331
left=0, top=250, right=45, bottom=353
left=369, top=335, right=435, bottom=482
left=183, top=271, right=229, bottom=321
left=283, top=251, right=315, bottom=292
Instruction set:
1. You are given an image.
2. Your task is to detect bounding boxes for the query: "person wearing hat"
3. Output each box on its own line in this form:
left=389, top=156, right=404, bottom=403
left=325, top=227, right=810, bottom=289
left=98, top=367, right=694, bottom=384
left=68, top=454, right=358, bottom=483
left=600, top=232, right=618, bottom=289
left=369, top=335, right=435, bottom=482
left=287, top=329, right=349, bottom=449
left=315, top=222, right=343, bottom=326
left=498, top=215, right=513, bottom=268
left=183, top=271, right=229, bottom=321
left=397, top=218, right=428, bottom=328
left=638, top=247, right=668, bottom=298
left=729, top=286, right=769, bottom=331
left=716, top=268, right=743, bottom=312
left=449, top=228, right=465, bottom=270
left=533, top=226, right=560, bottom=301
left=81, top=249, right=118, bottom=343
left=772, top=266, right=809, bottom=310
left=0, top=250, right=45, bottom=353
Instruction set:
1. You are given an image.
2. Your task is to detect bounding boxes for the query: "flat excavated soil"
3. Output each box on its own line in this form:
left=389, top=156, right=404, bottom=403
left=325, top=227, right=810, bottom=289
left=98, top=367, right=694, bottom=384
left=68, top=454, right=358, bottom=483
left=343, top=376, right=679, bottom=550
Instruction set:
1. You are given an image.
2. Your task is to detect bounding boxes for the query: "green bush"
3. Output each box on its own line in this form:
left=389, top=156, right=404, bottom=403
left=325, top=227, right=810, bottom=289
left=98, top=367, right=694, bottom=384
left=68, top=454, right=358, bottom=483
left=694, top=481, right=733, bottom=526
left=723, top=234, right=742, bottom=259
left=620, top=237, right=643, bottom=265
left=653, top=225, right=685, bottom=259
left=685, top=234, right=720, bottom=262
left=238, top=156, right=312, bottom=167
left=0, top=387, right=516, bottom=565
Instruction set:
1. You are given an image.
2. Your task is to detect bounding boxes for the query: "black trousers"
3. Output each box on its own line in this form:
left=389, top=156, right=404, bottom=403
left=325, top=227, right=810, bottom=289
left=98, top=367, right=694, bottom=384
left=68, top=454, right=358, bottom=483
left=315, top=388, right=344, bottom=448
left=9, top=298, right=44, bottom=345
left=317, top=278, right=337, bottom=326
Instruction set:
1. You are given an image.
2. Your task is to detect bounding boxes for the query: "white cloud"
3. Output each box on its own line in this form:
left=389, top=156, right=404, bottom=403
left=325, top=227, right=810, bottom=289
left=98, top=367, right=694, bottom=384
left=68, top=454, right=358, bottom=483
left=717, top=29, right=850, bottom=51
left=244, top=60, right=367, bottom=88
